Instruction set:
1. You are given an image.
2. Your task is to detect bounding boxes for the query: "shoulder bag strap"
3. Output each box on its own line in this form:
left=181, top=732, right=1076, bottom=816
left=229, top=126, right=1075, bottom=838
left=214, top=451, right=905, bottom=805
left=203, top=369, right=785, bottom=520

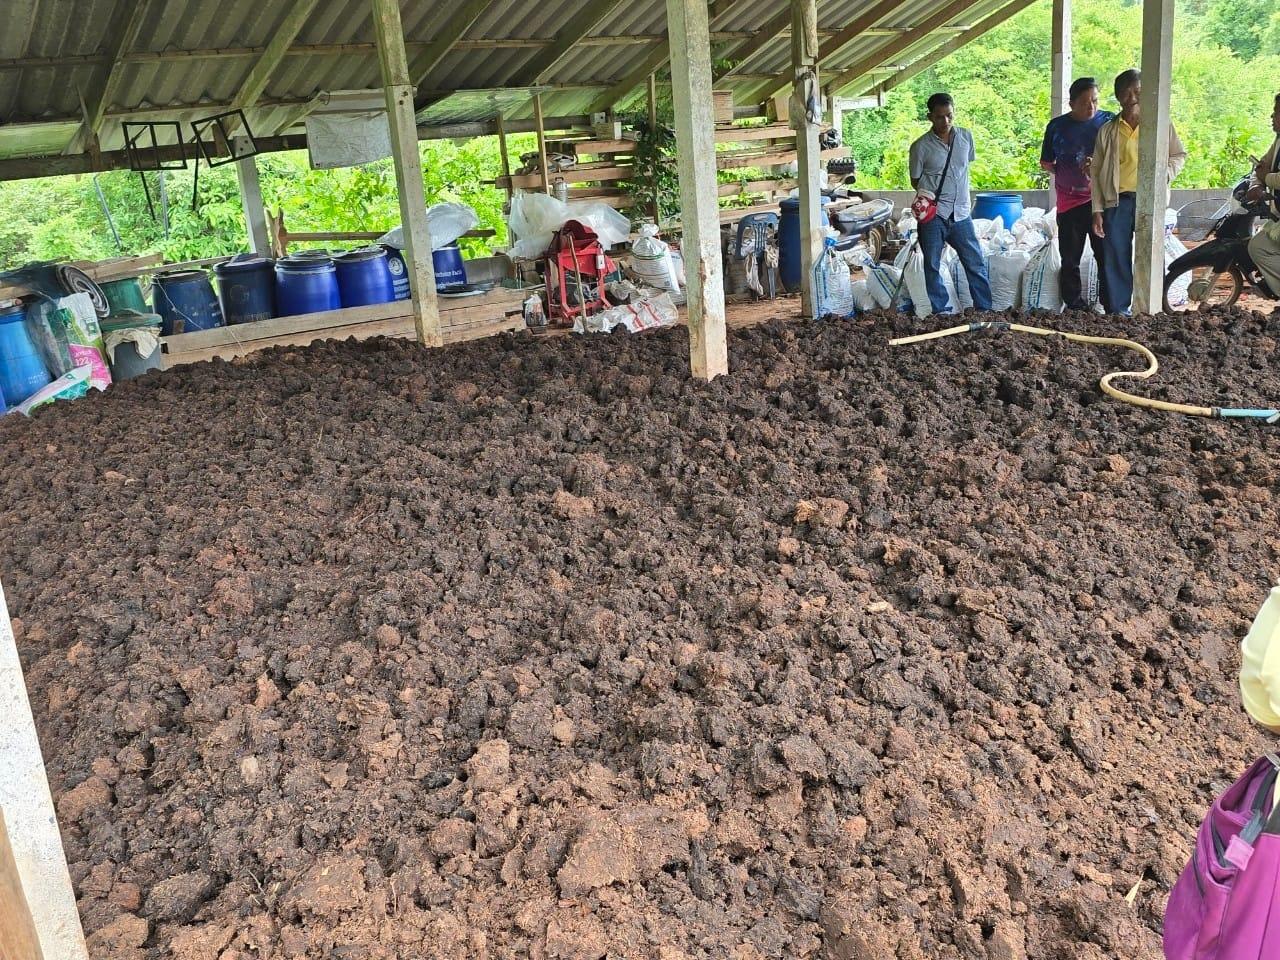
left=935, top=133, right=958, bottom=196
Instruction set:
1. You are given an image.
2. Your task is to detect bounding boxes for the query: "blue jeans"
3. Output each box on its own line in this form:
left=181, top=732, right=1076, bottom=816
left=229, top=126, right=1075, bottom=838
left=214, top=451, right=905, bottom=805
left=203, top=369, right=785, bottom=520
left=918, top=215, right=993, bottom=313
left=1100, top=193, right=1136, bottom=314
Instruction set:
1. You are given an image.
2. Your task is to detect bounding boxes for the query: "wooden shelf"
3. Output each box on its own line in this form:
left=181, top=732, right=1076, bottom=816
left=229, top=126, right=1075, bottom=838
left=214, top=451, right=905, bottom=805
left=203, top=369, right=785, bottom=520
left=160, top=288, right=528, bottom=368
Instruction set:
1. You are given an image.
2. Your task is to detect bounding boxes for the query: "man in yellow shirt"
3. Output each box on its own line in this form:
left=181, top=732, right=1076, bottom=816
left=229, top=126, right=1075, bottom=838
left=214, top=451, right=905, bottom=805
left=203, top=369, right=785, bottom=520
left=1089, top=69, right=1187, bottom=314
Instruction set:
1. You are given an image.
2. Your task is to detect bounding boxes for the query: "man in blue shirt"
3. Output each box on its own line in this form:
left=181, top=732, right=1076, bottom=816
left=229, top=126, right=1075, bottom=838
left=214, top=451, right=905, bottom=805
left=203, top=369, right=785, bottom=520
left=1040, top=77, right=1114, bottom=310
left=909, top=93, right=993, bottom=314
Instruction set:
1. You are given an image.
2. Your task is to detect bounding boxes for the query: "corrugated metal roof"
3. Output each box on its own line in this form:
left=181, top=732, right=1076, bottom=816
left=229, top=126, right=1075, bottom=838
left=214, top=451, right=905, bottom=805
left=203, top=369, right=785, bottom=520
left=0, top=0, right=1038, bottom=170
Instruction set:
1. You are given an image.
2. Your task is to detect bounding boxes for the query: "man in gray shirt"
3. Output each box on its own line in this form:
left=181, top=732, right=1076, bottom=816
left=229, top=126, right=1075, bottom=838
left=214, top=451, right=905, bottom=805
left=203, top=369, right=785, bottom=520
left=908, top=93, right=992, bottom=313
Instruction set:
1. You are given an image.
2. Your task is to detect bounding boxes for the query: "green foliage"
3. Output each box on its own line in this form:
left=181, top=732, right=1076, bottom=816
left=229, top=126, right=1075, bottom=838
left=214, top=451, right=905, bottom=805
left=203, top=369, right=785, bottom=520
left=843, top=0, right=1280, bottom=194
left=0, top=135, right=522, bottom=270
left=1201, top=0, right=1275, bottom=60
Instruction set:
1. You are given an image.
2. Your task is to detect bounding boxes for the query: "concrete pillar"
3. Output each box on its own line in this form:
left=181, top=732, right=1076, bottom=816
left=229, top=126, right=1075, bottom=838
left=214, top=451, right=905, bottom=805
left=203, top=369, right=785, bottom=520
left=233, top=140, right=271, bottom=257
left=792, top=0, right=824, bottom=318
left=1134, top=0, right=1174, bottom=314
left=1050, top=0, right=1072, bottom=118
left=666, top=0, right=728, bottom=380
left=0, top=582, right=89, bottom=960
left=372, top=0, right=443, bottom=347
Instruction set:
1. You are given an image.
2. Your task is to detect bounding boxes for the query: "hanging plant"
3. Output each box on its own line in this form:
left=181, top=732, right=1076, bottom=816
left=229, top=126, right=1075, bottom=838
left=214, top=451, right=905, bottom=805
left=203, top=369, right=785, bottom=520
left=620, top=117, right=681, bottom=226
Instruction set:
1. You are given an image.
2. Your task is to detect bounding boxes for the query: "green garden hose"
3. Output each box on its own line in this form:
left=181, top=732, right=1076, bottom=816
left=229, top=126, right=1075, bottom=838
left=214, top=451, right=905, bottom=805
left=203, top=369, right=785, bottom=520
left=889, top=320, right=1280, bottom=423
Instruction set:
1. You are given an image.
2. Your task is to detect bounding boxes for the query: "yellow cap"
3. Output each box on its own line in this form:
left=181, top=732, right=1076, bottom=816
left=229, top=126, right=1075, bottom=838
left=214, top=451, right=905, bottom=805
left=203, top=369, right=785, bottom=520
left=1241, top=584, right=1280, bottom=732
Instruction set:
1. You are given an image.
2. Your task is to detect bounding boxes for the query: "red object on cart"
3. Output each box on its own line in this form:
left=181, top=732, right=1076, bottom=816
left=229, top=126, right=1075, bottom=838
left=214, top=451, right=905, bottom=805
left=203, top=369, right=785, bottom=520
left=545, top=219, right=617, bottom=323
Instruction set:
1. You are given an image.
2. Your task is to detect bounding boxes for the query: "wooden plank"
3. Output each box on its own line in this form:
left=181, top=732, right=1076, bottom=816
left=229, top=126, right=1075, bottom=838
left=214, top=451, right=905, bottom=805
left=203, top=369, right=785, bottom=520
left=0, top=583, right=89, bottom=960
left=233, top=2, right=321, bottom=110
left=718, top=178, right=797, bottom=196
left=555, top=138, right=638, bottom=155
left=374, top=0, right=442, bottom=347
left=0, top=810, right=45, bottom=960
left=718, top=201, right=781, bottom=223
left=715, top=123, right=798, bottom=143
left=792, top=0, right=824, bottom=319
left=161, top=288, right=526, bottom=352
left=717, top=145, right=847, bottom=170
left=668, top=0, right=728, bottom=381
left=236, top=146, right=271, bottom=257
left=497, top=164, right=634, bottom=190
left=518, top=0, right=628, bottom=85
left=497, top=112, right=513, bottom=202
left=162, top=314, right=524, bottom=368
left=534, top=94, right=551, bottom=194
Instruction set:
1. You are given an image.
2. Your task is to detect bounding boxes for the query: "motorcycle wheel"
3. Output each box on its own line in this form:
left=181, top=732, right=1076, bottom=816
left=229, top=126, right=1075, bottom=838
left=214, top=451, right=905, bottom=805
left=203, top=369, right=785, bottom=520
left=1163, top=263, right=1243, bottom=313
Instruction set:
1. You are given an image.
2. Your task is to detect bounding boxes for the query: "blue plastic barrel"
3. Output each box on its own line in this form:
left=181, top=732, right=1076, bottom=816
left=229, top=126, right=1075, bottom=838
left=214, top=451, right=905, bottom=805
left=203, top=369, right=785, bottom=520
left=153, top=270, right=224, bottom=335
left=275, top=256, right=341, bottom=317
left=778, top=196, right=832, bottom=293
left=971, top=192, right=1024, bottom=228
left=334, top=247, right=395, bottom=307
left=0, top=301, right=52, bottom=404
left=432, top=244, right=468, bottom=291
left=382, top=246, right=411, bottom=301
left=214, top=256, right=276, bottom=325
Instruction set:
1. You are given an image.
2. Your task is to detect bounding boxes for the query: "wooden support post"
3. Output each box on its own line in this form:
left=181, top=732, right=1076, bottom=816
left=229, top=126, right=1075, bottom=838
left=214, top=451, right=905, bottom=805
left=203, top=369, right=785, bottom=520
left=496, top=112, right=513, bottom=206
left=648, top=72, right=661, bottom=225
left=1133, top=0, right=1174, bottom=315
left=1051, top=0, right=1072, bottom=118
left=666, top=0, right=728, bottom=380
left=0, top=582, right=88, bottom=960
left=828, top=95, right=843, bottom=145
left=234, top=140, right=271, bottom=257
left=533, top=94, right=552, bottom=195
left=1, top=810, right=44, bottom=960
left=372, top=0, right=442, bottom=347
left=792, top=0, right=823, bottom=319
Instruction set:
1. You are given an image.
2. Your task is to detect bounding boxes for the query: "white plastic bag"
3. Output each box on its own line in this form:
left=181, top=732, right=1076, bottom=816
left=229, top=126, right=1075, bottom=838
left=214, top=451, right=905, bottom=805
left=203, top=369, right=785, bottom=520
left=818, top=251, right=854, bottom=317
left=1021, top=240, right=1064, bottom=312
left=988, top=248, right=1031, bottom=310
left=573, top=293, right=678, bottom=334
left=509, top=191, right=570, bottom=258
left=1165, top=234, right=1191, bottom=307
left=629, top=224, right=681, bottom=293
left=851, top=279, right=875, bottom=312
left=379, top=202, right=479, bottom=251
left=1080, top=243, right=1100, bottom=306
left=894, top=242, right=955, bottom=317
left=866, top=263, right=903, bottom=309
left=946, top=248, right=974, bottom=310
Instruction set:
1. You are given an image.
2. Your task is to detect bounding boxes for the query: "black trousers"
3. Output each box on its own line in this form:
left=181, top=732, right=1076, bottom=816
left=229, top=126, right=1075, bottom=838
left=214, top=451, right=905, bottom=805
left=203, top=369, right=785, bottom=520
left=1057, top=202, right=1107, bottom=310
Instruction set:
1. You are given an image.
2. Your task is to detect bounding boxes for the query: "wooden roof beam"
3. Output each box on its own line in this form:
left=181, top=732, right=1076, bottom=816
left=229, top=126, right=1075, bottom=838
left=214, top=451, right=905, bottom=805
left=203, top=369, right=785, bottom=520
left=231, top=1, right=321, bottom=110
left=518, top=0, right=628, bottom=86
left=409, top=0, right=495, bottom=87
left=587, top=0, right=751, bottom=115
left=748, top=0, right=902, bottom=104
left=69, top=0, right=148, bottom=152
left=826, top=0, right=987, bottom=97
left=859, top=0, right=1040, bottom=99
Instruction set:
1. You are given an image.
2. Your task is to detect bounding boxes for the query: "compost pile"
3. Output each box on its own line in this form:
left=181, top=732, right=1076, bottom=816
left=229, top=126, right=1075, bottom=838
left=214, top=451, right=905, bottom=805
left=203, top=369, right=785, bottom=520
left=3, top=307, right=1279, bottom=960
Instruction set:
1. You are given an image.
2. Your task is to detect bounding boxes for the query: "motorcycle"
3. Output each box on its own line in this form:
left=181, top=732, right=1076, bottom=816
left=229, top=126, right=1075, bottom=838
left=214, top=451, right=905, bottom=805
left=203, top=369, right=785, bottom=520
left=1164, top=174, right=1278, bottom=312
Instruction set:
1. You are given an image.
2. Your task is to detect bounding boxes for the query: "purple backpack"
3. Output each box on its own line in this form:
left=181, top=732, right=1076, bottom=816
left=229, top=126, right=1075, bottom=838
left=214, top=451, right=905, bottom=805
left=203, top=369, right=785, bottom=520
left=1165, top=755, right=1280, bottom=959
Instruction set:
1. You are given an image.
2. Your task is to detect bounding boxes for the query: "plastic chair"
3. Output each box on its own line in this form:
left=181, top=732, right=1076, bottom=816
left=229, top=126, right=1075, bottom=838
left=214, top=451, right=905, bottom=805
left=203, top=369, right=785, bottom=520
left=735, top=212, right=779, bottom=300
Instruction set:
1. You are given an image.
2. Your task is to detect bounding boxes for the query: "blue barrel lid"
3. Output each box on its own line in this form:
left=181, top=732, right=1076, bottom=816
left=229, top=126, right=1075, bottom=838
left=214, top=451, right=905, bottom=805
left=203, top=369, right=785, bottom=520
left=333, top=246, right=388, bottom=264
left=155, top=269, right=210, bottom=286
left=974, top=192, right=1022, bottom=199
left=276, top=255, right=336, bottom=273
left=215, top=256, right=273, bottom=275
left=290, top=249, right=332, bottom=261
